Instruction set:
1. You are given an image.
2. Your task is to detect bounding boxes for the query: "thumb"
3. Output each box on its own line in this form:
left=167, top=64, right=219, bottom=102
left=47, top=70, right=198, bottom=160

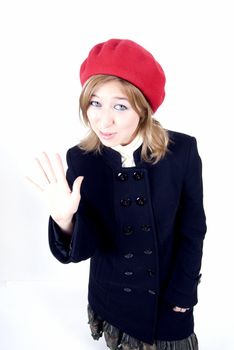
left=71, top=176, right=84, bottom=198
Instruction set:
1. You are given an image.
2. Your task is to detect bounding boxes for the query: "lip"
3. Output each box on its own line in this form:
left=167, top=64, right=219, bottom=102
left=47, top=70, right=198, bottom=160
left=99, top=130, right=117, bottom=139
left=100, top=131, right=115, bottom=136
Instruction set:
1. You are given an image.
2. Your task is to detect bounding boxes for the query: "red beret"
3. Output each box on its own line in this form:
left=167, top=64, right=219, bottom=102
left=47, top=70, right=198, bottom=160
left=80, top=39, right=166, bottom=113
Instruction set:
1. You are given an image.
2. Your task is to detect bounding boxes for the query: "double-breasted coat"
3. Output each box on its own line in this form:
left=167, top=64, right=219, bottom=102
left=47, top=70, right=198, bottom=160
left=48, top=130, right=207, bottom=345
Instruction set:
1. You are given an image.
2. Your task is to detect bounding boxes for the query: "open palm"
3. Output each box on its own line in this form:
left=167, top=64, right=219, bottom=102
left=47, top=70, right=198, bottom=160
left=26, top=152, right=84, bottom=224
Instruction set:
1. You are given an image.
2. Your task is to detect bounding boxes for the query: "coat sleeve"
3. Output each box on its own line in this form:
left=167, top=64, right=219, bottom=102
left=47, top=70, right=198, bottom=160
left=48, top=148, right=98, bottom=264
left=164, top=137, right=207, bottom=308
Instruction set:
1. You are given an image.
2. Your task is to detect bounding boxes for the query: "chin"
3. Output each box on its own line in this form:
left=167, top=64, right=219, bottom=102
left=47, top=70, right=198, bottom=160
left=102, top=140, right=119, bottom=147
left=100, top=136, right=121, bottom=146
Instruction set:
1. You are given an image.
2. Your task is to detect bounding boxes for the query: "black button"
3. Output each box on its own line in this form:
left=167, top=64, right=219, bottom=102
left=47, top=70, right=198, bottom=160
left=144, top=249, right=152, bottom=255
left=124, top=271, right=133, bottom=276
left=148, top=289, right=156, bottom=295
left=141, top=224, right=151, bottom=232
left=120, top=198, right=132, bottom=207
left=133, top=171, right=144, bottom=181
left=123, top=288, right=132, bottom=292
left=123, top=225, right=134, bottom=235
left=136, top=196, right=146, bottom=206
left=147, top=269, right=155, bottom=276
left=116, top=172, right=128, bottom=182
left=124, top=253, right=134, bottom=259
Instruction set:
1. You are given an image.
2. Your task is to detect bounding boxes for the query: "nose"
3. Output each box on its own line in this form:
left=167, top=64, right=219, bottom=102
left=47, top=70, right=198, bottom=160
left=99, top=108, right=114, bottom=129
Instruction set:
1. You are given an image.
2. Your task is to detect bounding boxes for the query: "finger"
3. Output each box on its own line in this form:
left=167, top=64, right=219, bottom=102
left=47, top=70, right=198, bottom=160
left=24, top=175, right=45, bottom=192
left=173, top=306, right=180, bottom=312
left=51, top=153, right=66, bottom=182
left=173, top=306, right=189, bottom=313
left=38, top=152, right=57, bottom=183
left=173, top=306, right=183, bottom=312
left=34, top=156, right=52, bottom=185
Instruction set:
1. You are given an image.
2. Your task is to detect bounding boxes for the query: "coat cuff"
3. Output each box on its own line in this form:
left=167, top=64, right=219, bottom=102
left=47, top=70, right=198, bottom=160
left=163, top=273, right=202, bottom=308
left=48, top=215, right=74, bottom=264
left=48, top=205, right=98, bottom=264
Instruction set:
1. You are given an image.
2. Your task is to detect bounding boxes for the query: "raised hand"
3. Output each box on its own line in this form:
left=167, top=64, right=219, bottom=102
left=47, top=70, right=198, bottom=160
left=25, top=152, right=84, bottom=229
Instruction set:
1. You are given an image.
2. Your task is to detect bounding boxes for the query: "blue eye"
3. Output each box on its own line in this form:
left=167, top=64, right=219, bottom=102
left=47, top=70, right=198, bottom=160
left=114, top=104, right=127, bottom=111
left=90, top=100, right=101, bottom=107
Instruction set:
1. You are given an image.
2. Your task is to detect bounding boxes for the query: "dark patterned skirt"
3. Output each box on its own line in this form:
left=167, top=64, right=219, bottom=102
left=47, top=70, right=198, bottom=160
left=87, top=304, right=198, bottom=350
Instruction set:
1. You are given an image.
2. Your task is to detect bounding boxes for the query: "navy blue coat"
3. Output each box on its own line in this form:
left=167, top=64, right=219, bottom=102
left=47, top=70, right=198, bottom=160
left=48, top=130, right=207, bottom=344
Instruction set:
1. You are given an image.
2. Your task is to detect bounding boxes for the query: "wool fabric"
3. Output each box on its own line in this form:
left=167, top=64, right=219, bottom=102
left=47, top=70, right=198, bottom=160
left=80, top=39, right=166, bottom=112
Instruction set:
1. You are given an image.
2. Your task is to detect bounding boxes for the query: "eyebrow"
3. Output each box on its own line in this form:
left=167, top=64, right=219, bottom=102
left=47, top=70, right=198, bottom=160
left=91, top=94, right=129, bottom=101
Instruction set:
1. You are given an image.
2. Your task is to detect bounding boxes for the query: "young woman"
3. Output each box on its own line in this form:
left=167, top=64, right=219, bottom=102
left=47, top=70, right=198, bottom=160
left=26, top=39, right=207, bottom=350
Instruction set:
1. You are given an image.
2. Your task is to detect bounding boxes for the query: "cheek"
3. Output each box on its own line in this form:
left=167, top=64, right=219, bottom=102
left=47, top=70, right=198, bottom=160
left=122, top=115, right=140, bottom=131
left=87, top=109, right=98, bottom=125
left=87, top=108, right=93, bottom=120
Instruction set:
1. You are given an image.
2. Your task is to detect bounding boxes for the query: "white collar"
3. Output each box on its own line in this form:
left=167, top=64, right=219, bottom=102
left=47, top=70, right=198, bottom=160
left=111, top=133, right=143, bottom=154
left=110, top=133, right=143, bottom=167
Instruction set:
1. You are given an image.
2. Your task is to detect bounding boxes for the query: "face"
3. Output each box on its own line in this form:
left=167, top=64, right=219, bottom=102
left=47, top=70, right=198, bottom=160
left=87, top=80, right=140, bottom=146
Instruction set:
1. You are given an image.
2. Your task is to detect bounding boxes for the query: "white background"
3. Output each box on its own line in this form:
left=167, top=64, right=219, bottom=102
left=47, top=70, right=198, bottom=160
left=0, top=0, right=233, bottom=349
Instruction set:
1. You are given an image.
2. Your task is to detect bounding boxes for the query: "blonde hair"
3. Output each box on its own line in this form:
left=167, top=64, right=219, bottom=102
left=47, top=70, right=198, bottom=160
left=78, top=74, right=170, bottom=164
